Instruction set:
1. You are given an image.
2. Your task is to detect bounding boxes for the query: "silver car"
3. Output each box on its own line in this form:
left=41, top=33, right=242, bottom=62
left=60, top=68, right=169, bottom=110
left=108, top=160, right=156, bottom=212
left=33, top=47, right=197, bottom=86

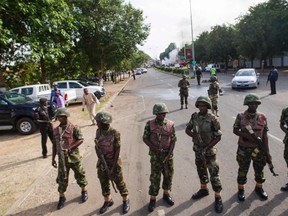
left=232, top=68, right=260, bottom=89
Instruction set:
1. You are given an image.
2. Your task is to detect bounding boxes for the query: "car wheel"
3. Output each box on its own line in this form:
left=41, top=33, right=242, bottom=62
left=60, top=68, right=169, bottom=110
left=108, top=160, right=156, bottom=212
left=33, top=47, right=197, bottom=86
left=16, top=117, right=36, bottom=135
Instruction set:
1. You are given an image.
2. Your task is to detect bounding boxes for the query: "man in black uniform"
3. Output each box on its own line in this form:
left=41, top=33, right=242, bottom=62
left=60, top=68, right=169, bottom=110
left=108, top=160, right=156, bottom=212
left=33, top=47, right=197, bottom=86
left=36, top=98, right=55, bottom=158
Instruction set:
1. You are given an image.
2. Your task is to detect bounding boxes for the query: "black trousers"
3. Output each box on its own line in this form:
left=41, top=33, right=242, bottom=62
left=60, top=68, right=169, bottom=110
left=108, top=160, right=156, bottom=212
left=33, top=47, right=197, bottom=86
left=270, top=81, right=276, bottom=94
left=40, top=125, right=54, bottom=156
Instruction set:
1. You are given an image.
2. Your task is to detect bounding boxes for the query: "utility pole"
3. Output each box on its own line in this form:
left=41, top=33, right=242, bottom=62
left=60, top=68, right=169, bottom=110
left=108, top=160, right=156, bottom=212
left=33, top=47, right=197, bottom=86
left=189, top=0, right=195, bottom=74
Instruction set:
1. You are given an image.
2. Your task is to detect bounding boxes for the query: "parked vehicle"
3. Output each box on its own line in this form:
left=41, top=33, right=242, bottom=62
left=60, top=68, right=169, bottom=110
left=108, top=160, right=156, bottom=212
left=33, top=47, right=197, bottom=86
left=141, top=68, right=148, bottom=73
left=135, top=68, right=142, bottom=75
left=205, top=64, right=221, bottom=72
left=0, top=92, right=55, bottom=135
left=53, top=80, right=105, bottom=101
left=231, top=68, right=260, bottom=89
left=10, top=84, right=77, bottom=106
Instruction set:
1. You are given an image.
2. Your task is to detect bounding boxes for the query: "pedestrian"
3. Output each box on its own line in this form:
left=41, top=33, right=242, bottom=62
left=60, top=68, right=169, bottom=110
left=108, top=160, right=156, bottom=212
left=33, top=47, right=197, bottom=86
left=267, top=66, right=278, bottom=95
left=178, top=75, right=190, bottom=109
left=143, top=103, right=177, bottom=212
left=54, top=91, right=65, bottom=108
left=36, top=98, right=55, bottom=158
left=210, top=66, right=217, bottom=77
left=280, top=107, right=288, bottom=191
left=94, top=112, right=130, bottom=214
left=208, top=76, right=222, bottom=117
left=196, top=66, right=202, bottom=85
left=52, top=108, right=88, bottom=210
left=50, top=83, right=63, bottom=104
left=131, top=69, right=136, bottom=80
left=233, top=93, right=271, bottom=202
left=82, top=88, right=100, bottom=125
left=185, top=96, right=223, bottom=213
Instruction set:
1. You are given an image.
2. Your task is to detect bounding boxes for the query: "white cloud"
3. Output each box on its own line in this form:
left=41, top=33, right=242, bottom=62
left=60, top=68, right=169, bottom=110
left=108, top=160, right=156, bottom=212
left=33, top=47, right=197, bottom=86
left=125, top=0, right=267, bottom=58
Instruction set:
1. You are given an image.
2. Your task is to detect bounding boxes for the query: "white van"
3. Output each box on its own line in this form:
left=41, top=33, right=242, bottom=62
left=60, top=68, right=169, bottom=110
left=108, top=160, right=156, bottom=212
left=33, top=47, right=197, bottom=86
left=10, top=84, right=51, bottom=102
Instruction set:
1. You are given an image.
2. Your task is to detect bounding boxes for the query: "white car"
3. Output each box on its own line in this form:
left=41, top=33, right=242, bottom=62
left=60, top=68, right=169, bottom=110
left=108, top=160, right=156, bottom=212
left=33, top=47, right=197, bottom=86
left=53, top=80, right=105, bottom=101
left=232, top=68, right=260, bottom=89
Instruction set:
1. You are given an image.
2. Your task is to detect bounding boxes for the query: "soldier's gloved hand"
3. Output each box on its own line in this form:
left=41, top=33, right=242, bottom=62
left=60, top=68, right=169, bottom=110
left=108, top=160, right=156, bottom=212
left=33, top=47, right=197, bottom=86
left=52, top=160, right=57, bottom=168
left=82, top=108, right=84, bottom=112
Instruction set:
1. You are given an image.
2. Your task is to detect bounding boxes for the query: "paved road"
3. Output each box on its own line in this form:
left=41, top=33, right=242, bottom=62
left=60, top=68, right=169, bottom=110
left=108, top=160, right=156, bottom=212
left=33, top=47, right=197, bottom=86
left=5, top=68, right=288, bottom=216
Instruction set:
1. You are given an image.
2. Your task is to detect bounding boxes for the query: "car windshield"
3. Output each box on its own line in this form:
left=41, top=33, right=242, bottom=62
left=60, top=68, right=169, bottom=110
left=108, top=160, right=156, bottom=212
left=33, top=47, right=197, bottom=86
left=236, top=70, right=255, bottom=76
left=1, top=93, right=32, bottom=104
left=78, top=80, right=89, bottom=86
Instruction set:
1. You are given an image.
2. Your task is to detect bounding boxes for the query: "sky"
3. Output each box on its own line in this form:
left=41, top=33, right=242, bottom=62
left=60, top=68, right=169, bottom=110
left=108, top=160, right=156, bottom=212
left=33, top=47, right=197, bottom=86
left=125, top=0, right=267, bottom=59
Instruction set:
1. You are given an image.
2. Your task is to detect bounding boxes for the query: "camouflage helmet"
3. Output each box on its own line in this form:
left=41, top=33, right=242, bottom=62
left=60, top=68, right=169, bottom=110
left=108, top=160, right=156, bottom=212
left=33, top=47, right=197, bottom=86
left=195, top=96, right=212, bottom=109
left=95, top=111, right=112, bottom=124
left=243, top=93, right=261, bottom=105
left=39, top=98, right=48, bottom=104
left=182, top=75, right=187, bottom=79
left=153, top=103, right=169, bottom=115
left=55, top=108, right=70, bottom=117
left=210, top=76, right=218, bottom=82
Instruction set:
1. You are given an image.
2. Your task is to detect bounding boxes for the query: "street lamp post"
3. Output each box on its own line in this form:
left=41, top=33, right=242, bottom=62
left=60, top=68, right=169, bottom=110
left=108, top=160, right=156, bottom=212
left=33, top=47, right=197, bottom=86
left=189, top=0, right=195, bottom=74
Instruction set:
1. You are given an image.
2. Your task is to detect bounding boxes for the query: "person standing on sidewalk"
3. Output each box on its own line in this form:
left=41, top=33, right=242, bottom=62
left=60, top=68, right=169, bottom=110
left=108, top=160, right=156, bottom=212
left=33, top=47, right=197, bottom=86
left=178, top=75, right=190, bottom=109
left=196, top=66, right=202, bottom=85
left=94, top=112, right=130, bottom=214
left=233, top=93, right=271, bottom=202
left=82, top=88, right=100, bottom=125
left=280, top=107, right=288, bottom=191
left=36, top=98, right=55, bottom=158
left=185, top=96, right=223, bottom=213
left=267, top=65, right=278, bottom=95
left=143, top=103, right=177, bottom=212
left=52, top=108, right=88, bottom=210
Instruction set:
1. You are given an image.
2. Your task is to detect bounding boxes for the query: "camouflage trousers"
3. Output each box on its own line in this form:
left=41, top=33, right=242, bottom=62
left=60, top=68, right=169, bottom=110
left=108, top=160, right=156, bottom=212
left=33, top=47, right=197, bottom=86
left=97, top=162, right=129, bottom=197
left=236, top=145, right=266, bottom=185
left=180, top=91, right=188, bottom=105
left=208, top=94, right=219, bottom=111
left=56, top=158, right=88, bottom=193
left=149, top=153, right=174, bottom=196
left=195, top=151, right=222, bottom=192
left=283, top=136, right=288, bottom=167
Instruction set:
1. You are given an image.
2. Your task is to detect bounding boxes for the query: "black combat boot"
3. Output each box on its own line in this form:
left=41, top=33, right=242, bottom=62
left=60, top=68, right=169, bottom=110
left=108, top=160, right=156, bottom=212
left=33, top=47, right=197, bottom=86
left=238, top=189, right=245, bottom=201
left=191, top=188, right=209, bottom=200
left=81, top=191, right=88, bottom=202
left=57, top=196, right=66, bottom=210
left=163, top=194, right=174, bottom=206
left=122, top=199, right=130, bottom=214
left=185, top=104, right=188, bottom=109
left=180, top=105, right=183, bottom=110
left=148, top=199, right=156, bottom=212
left=215, top=197, right=223, bottom=213
left=255, top=187, right=268, bottom=200
left=281, top=183, right=288, bottom=191
left=100, top=199, right=114, bottom=214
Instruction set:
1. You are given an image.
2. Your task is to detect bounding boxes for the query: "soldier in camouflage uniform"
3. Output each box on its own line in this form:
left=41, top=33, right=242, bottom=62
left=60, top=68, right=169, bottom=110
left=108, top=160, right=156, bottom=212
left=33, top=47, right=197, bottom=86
left=185, top=96, right=223, bottom=213
left=280, top=107, right=288, bottom=191
left=52, top=108, right=88, bottom=210
left=143, top=103, right=177, bottom=212
left=94, top=112, right=130, bottom=214
left=208, top=76, right=222, bottom=117
left=178, top=75, right=190, bottom=109
left=233, top=93, right=271, bottom=201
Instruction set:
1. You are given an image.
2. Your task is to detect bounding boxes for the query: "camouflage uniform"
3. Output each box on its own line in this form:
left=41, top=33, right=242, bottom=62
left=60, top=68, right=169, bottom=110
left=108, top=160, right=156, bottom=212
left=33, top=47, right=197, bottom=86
left=143, top=118, right=177, bottom=196
left=186, top=111, right=222, bottom=193
left=53, top=122, right=88, bottom=193
left=95, top=127, right=129, bottom=197
left=233, top=111, right=268, bottom=185
left=280, top=107, right=288, bottom=167
left=178, top=76, right=190, bottom=109
left=208, top=77, right=221, bottom=115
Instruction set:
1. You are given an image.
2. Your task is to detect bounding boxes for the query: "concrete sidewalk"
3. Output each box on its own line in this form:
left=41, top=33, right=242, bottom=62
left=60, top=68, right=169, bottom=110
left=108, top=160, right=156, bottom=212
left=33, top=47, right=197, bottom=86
left=4, top=77, right=131, bottom=216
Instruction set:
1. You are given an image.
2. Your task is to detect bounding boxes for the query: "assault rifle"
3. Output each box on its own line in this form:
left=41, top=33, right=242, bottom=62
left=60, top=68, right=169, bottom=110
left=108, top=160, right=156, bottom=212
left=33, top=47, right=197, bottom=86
left=195, top=125, right=207, bottom=168
left=94, top=139, right=118, bottom=193
left=59, top=136, right=68, bottom=180
left=245, top=125, right=278, bottom=176
left=157, top=132, right=169, bottom=185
